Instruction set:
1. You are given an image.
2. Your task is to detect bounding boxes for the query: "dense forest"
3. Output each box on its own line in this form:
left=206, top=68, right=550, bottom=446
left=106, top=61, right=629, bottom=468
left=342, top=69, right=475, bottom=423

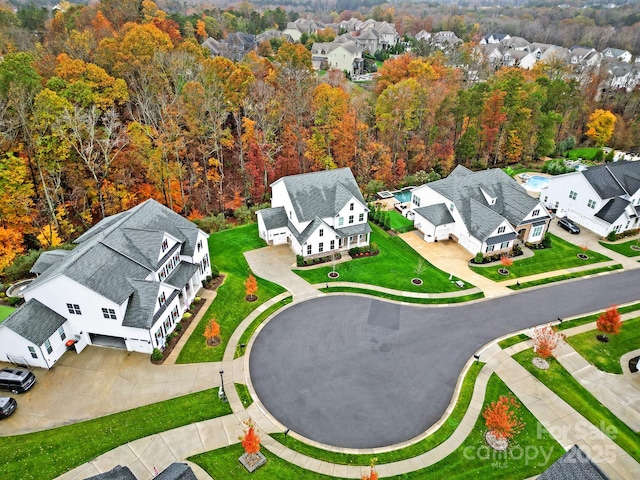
left=0, top=0, right=639, bottom=274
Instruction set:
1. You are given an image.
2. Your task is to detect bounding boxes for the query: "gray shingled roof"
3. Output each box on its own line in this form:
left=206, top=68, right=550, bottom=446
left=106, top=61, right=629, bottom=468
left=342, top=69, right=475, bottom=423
left=538, top=445, right=609, bottom=480
left=3, top=299, right=67, bottom=346
left=259, top=207, right=288, bottom=230
left=155, top=463, right=198, bottom=480
left=595, top=197, right=630, bottom=224
left=582, top=161, right=640, bottom=199
left=425, top=166, right=542, bottom=241
left=123, top=279, right=178, bottom=329
left=414, top=204, right=454, bottom=226
left=279, top=168, right=366, bottom=223
left=30, top=249, right=70, bottom=275
left=84, top=465, right=137, bottom=480
left=335, top=222, right=372, bottom=237
left=165, top=262, right=199, bottom=289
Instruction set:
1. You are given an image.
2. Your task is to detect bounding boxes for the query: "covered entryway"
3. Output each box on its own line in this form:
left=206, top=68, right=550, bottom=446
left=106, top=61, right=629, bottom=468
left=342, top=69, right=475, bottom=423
left=89, top=333, right=126, bottom=349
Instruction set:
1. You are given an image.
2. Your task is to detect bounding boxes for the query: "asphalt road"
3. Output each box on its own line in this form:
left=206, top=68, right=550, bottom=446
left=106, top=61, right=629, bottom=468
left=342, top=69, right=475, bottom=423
left=249, top=269, right=640, bottom=449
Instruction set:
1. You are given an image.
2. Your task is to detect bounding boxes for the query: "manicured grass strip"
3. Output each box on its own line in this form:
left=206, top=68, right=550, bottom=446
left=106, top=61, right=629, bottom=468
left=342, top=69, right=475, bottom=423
left=321, top=287, right=484, bottom=304
left=235, top=383, right=254, bottom=408
left=0, top=389, right=231, bottom=480
left=271, top=362, right=484, bottom=466
left=565, top=317, right=640, bottom=374
left=295, top=223, right=464, bottom=293
left=599, top=239, right=640, bottom=257
left=177, top=224, right=286, bottom=364
left=234, top=296, right=293, bottom=358
left=190, top=374, right=562, bottom=479
left=557, top=301, right=640, bottom=331
left=470, top=234, right=611, bottom=282
left=508, top=264, right=622, bottom=290
left=498, top=333, right=530, bottom=349
left=566, top=147, right=599, bottom=160
left=384, top=210, right=415, bottom=233
left=0, top=305, right=15, bottom=322
left=514, top=349, right=640, bottom=462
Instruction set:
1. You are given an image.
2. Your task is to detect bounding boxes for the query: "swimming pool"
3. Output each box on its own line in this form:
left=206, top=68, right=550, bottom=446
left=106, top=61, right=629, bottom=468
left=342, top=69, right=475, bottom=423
left=523, top=175, right=550, bottom=192
left=394, top=190, right=412, bottom=203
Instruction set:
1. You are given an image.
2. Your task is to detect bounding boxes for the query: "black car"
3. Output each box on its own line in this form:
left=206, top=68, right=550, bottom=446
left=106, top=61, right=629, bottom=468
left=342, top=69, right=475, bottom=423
left=558, top=217, right=580, bottom=234
left=0, top=368, right=36, bottom=394
left=0, top=396, right=17, bottom=419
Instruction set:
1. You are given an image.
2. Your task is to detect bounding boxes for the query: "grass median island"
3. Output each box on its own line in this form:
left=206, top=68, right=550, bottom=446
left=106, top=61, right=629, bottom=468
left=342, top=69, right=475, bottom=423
left=177, top=224, right=286, bottom=364
left=234, top=296, right=292, bottom=358
left=190, top=373, right=562, bottom=479
left=0, top=389, right=231, bottom=480
left=498, top=333, right=530, bottom=349
left=235, top=383, right=254, bottom=408
left=513, top=349, right=640, bottom=462
left=599, top=239, right=640, bottom=257
left=508, top=264, right=622, bottom=290
left=565, top=316, right=640, bottom=374
left=295, top=224, right=464, bottom=293
left=321, top=286, right=483, bottom=304
left=469, top=234, right=611, bottom=282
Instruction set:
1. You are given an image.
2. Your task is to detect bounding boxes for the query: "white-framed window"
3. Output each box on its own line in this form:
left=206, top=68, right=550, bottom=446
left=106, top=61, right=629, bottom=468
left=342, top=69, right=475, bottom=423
left=58, top=326, right=66, bottom=341
left=587, top=199, right=596, bottom=209
left=413, top=195, right=421, bottom=207
left=307, top=245, right=312, bottom=255
left=349, top=215, right=354, bottom=224
left=319, top=242, right=324, bottom=253
left=67, top=303, right=81, bottom=315
left=319, top=229, right=324, bottom=237
left=532, top=209, right=540, bottom=216
left=162, top=239, right=169, bottom=252
left=44, top=339, right=52, bottom=354
left=532, top=225, right=543, bottom=237
left=498, top=226, right=506, bottom=234
left=28, top=346, right=37, bottom=359
left=359, top=213, right=364, bottom=222
left=569, top=191, right=577, bottom=200
left=102, top=308, right=117, bottom=319
left=338, top=217, right=344, bottom=226
left=500, top=241, right=509, bottom=249
left=486, top=245, right=495, bottom=253
left=158, top=291, right=166, bottom=308
left=330, top=240, right=335, bottom=250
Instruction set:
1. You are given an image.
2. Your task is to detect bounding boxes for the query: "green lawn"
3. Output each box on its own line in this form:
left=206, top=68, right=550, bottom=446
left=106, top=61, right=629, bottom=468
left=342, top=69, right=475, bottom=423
left=566, top=147, right=600, bottom=160
left=508, top=264, right=622, bottom=290
left=0, top=305, right=15, bottom=322
left=498, top=333, right=530, bottom=349
left=469, top=234, right=611, bottom=282
left=177, top=224, right=286, bottom=363
left=599, top=239, right=640, bottom=257
left=514, top=349, right=640, bottom=461
left=295, top=224, right=463, bottom=293
left=190, top=374, right=562, bottom=479
left=234, top=296, right=292, bottom=358
left=565, top=316, right=640, bottom=374
left=557, top=301, right=640, bottom=331
left=383, top=210, right=414, bottom=232
left=235, top=383, right=254, bottom=408
left=321, top=286, right=483, bottom=304
left=0, top=389, right=231, bottom=480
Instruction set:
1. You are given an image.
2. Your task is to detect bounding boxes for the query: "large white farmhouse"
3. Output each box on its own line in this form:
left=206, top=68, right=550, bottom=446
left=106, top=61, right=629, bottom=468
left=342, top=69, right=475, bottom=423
left=409, top=166, right=551, bottom=256
left=257, top=168, right=371, bottom=258
left=0, top=199, right=211, bottom=369
left=543, top=161, right=640, bottom=236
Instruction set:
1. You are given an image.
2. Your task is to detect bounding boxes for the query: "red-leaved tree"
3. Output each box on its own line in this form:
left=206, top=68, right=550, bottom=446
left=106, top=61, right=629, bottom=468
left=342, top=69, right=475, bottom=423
left=482, top=395, right=525, bottom=440
left=241, top=419, right=261, bottom=456
left=531, top=325, right=565, bottom=359
left=500, top=255, right=513, bottom=268
left=596, top=305, right=622, bottom=340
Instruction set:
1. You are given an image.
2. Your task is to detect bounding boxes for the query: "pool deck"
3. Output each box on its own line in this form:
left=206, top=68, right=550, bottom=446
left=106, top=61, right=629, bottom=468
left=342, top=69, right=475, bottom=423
left=517, top=171, right=552, bottom=198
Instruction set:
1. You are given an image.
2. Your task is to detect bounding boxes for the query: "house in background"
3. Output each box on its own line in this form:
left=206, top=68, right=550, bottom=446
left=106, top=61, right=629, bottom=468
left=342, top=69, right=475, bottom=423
left=0, top=200, right=211, bottom=369
left=602, top=47, right=632, bottom=63
left=257, top=168, right=370, bottom=258
left=409, top=166, right=551, bottom=257
left=543, top=161, right=640, bottom=237
left=311, top=40, right=364, bottom=75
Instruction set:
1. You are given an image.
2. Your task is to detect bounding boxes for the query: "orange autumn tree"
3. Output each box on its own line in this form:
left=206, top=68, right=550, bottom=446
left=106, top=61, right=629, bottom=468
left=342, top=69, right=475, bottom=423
left=531, top=325, right=565, bottom=359
left=483, top=395, right=525, bottom=440
left=596, top=305, right=622, bottom=341
left=361, top=458, right=378, bottom=480
left=500, top=255, right=513, bottom=268
left=245, top=273, right=258, bottom=301
left=241, top=418, right=261, bottom=455
left=203, top=318, right=221, bottom=347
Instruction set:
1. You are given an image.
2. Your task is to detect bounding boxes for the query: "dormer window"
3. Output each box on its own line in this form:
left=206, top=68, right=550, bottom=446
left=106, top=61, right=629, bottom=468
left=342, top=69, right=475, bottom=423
left=498, top=226, right=506, bottom=234
left=161, top=239, right=168, bottom=252
left=532, top=209, right=540, bottom=216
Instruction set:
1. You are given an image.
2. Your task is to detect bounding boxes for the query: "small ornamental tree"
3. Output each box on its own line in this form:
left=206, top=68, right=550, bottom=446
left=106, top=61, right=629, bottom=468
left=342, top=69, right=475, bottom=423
left=531, top=325, right=565, bottom=359
left=500, top=255, right=513, bottom=268
left=596, top=305, right=622, bottom=341
left=203, top=318, right=221, bottom=347
left=245, top=273, right=258, bottom=301
left=241, top=419, right=261, bottom=456
left=361, top=458, right=378, bottom=480
left=483, top=395, right=525, bottom=441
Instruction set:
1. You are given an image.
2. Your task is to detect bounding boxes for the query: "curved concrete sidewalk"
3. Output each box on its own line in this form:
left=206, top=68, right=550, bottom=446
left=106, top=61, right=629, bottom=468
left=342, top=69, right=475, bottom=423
left=314, top=281, right=482, bottom=299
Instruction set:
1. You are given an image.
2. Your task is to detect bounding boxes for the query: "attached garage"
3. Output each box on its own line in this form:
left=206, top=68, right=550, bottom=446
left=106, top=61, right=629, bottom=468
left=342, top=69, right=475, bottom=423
left=89, top=333, right=127, bottom=349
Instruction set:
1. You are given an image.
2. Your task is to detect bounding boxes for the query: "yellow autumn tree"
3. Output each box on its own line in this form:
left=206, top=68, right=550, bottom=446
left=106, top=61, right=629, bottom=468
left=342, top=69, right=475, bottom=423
left=586, top=109, right=616, bottom=147
left=37, top=224, right=63, bottom=248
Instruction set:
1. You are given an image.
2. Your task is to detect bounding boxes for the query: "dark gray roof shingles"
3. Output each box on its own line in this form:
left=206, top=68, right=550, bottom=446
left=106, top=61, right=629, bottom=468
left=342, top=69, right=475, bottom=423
left=595, top=197, right=630, bottom=224
left=538, top=445, right=609, bottom=480
left=3, top=299, right=67, bottom=345
left=30, top=250, right=70, bottom=274
left=155, top=463, right=198, bottom=480
left=84, top=465, right=137, bottom=480
left=414, top=204, right=455, bottom=226
left=259, top=206, right=288, bottom=230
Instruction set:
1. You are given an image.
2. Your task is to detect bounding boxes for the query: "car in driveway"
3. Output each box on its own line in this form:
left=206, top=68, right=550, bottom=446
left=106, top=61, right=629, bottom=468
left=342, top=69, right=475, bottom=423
left=558, top=217, right=580, bottom=234
left=0, top=396, right=17, bottom=419
left=0, top=368, right=36, bottom=393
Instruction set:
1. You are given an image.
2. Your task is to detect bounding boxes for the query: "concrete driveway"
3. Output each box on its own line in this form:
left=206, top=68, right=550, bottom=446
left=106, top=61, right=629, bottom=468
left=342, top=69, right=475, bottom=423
left=0, top=347, right=220, bottom=436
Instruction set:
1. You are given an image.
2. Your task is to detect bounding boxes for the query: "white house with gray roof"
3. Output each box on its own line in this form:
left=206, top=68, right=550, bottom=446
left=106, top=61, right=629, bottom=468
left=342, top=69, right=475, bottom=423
left=543, top=161, right=640, bottom=237
left=409, top=166, right=550, bottom=256
left=0, top=199, right=211, bottom=369
left=257, top=168, right=371, bottom=258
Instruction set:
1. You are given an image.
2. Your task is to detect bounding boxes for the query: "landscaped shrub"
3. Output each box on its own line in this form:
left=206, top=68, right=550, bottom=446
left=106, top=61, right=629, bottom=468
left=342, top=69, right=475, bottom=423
left=349, top=246, right=362, bottom=256
left=512, top=243, right=523, bottom=256
left=474, top=252, right=484, bottom=264
left=296, top=255, right=304, bottom=267
left=211, top=265, right=219, bottom=279
left=607, top=231, right=617, bottom=242
left=7, top=296, right=23, bottom=307
left=195, top=213, right=229, bottom=233
left=297, top=252, right=343, bottom=267
left=593, top=149, right=604, bottom=162
left=175, top=322, right=183, bottom=332
left=233, top=206, right=253, bottom=225
left=541, top=159, right=572, bottom=175
left=151, top=348, right=163, bottom=361
left=2, top=250, right=41, bottom=282
left=604, top=150, right=615, bottom=163
left=607, top=228, right=639, bottom=241
left=541, top=233, right=552, bottom=248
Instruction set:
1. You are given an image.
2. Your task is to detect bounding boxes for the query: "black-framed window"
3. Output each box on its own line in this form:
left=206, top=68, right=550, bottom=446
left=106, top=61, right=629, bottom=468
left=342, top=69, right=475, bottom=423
left=102, top=308, right=117, bottom=319
left=67, top=303, right=81, bottom=315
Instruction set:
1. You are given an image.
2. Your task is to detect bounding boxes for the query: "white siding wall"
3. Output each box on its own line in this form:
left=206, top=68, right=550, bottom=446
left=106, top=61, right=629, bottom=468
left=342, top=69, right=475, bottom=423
left=157, top=233, right=181, bottom=263
left=410, top=185, right=469, bottom=241
left=327, top=46, right=358, bottom=74
left=336, top=197, right=368, bottom=229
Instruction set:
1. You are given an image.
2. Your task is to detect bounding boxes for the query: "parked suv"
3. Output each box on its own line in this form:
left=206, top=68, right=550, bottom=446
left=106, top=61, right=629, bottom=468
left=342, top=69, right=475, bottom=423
left=0, top=397, right=17, bottom=419
left=0, top=368, right=36, bottom=393
left=558, top=217, right=580, bottom=234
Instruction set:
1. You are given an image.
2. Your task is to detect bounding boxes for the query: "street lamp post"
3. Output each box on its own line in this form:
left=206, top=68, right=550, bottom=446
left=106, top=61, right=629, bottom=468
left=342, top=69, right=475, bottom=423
left=219, top=369, right=227, bottom=402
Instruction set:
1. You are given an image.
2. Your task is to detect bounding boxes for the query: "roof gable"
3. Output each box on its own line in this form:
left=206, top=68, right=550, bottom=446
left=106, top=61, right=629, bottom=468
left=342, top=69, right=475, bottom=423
left=582, top=161, right=640, bottom=199
left=3, top=299, right=67, bottom=345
